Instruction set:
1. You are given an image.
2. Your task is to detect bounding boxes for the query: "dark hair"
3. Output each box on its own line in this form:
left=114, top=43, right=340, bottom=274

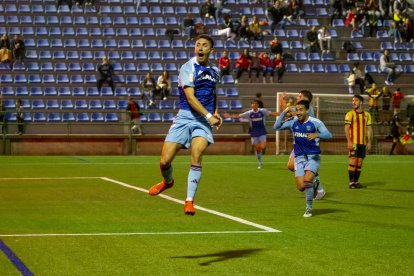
left=196, top=34, right=214, bottom=48
left=256, top=92, right=262, bottom=98
left=353, top=95, right=364, bottom=102
left=297, top=100, right=310, bottom=110
left=299, top=90, right=313, bottom=103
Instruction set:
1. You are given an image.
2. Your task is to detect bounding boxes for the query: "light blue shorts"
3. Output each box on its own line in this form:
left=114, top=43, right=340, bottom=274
left=251, top=135, right=266, bottom=145
left=294, top=154, right=320, bottom=177
left=165, top=110, right=214, bottom=149
left=289, top=149, right=295, bottom=158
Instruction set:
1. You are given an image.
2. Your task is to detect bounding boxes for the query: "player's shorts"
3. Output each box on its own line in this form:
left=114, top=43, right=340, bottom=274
left=294, top=154, right=320, bottom=177
left=165, top=109, right=214, bottom=149
left=391, top=129, right=400, bottom=139
left=251, top=135, right=266, bottom=145
left=349, top=144, right=366, bottom=158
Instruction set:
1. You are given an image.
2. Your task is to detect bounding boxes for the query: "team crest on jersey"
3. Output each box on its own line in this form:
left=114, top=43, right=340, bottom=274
left=306, top=125, right=312, bottom=131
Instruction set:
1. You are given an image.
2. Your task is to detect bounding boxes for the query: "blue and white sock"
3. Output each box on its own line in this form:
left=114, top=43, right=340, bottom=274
left=314, top=173, right=324, bottom=192
left=160, top=164, right=173, bottom=184
left=256, top=151, right=263, bottom=165
left=305, top=182, right=314, bottom=209
left=186, top=165, right=202, bottom=201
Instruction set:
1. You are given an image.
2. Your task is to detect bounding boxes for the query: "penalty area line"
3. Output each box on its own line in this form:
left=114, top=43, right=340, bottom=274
left=101, top=177, right=281, bottom=233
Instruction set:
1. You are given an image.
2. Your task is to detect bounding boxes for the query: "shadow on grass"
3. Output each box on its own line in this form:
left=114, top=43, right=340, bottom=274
left=170, top=248, right=265, bottom=266
left=324, top=199, right=409, bottom=210
left=313, top=208, right=347, bottom=216
left=362, top=181, right=386, bottom=187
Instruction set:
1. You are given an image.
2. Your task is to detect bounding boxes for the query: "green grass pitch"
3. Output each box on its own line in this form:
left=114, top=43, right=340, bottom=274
left=0, top=155, right=413, bottom=275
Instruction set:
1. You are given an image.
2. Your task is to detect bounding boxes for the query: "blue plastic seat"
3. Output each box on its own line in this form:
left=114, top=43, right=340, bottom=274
left=42, top=74, right=56, bottom=84
left=127, top=87, right=141, bottom=96
left=46, top=15, right=58, bottom=25
left=175, top=51, right=188, bottom=60
left=33, top=113, right=46, bottom=122
left=365, top=64, right=378, bottom=73
left=89, top=100, right=102, bottom=109
left=37, top=39, right=50, bottom=48
left=138, top=63, right=150, bottom=72
left=399, top=53, right=412, bottom=62
left=116, top=28, right=129, bottom=37
left=325, top=64, right=338, bottom=73
left=101, top=87, right=113, bottom=96
left=22, top=28, right=34, bottom=37
left=148, top=113, right=161, bottom=122
left=76, top=113, right=90, bottom=122
left=74, top=16, right=86, bottom=25
left=1, top=87, right=14, bottom=96
left=72, top=87, right=85, bottom=96
left=60, top=15, right=72, bottom=25
left=46, top=99, right=59, bottom=109
left=32, top=99, right=45, bottom=109
left=13, top=74, right=27, bottom=84
left=67, top=51, right=80, bottom=60
left=59, top=87, right=72, bottom=97
left=47, top=113, right=61, bottom=122
left=164, top=63, right=177, bottom=71
left=117, top=100, right=128, bottom=109
left=105, top=113, right=119, bottom=122
left=4, top=99, right=16, bottom=109
left=62, top=113, right=75, bottom=122
left=308, top=52, right=321, bottom=61
left=87, top=87, right=100, bottom=96
left=85, top=75, right=97, bottom=84
left=380, top=41, right=393, bottom=50
left=218, top=100, right=228, bottom=109
left=226, top=88, right=239, bottom=97
left=51, top=38, right=63, bottom=48
left=75, top=100, right=88, bottom=109
left=114, top=87, right=127, bottom=97
left=229, top=100, right=242, bottom=110
left=16, top=87, right=29, bottom=96
left=7, top=15, right=18, bottom=24
left=81, top=51, right=93, bottom=60
left=44, top=87, right=57, bottom=96
left=295, top=52, right=307, bottom=61
left=404, top=65, right=414, bottom=73
left=90, top=28, right=102, bottom=36
left=338, top=64, right=350, bottom=73
left=126, top=75, right=140, bottom=84
left=28, top=74, right=41, bottom=84
left=312, top=64, right=325, bottom=73
left=151, top=63, right=163, bottom=72
left=300, top=64, right=312, bottom=73
left=162, top=112, right=175, bottom=122
left=57, top=75, right=69, bottom=84
left=347, top=53, right=360, bottom=61
left=351, top=30, right=364, bottom=38
left=159, top=100, right=173, bottom=110
left=123, top=63, right=137, bottom=72
left=0, top=74, right=13, bottom=84
left=71, top=75, right=83, bottom=84
left=103, top=100, right=116, bottom=109
left=30, top=87, right=43, bottom=96
left=90, top=113, right=104, bottom=122
left=108, top=51, right=120, bottom=60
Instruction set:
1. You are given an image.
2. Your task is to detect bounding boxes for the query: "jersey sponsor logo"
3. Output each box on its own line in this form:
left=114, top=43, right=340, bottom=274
left=198, top=73, right=216, bottom=82
left=294, top=132, right=308, bottom=138
left=251, top=117, right=263, bottom=122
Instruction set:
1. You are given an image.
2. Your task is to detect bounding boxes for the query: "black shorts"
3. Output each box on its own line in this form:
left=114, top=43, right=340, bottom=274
left=391, top=129, right=400, bottom=139
left=349, top=144, right=366, bottom=158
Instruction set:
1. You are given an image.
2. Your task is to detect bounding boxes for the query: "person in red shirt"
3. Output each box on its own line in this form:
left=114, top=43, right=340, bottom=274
left=127, top=97, right=143, bottom=135
left=218, top=50, right=231, bottom=77
left=235, top=49, right=251, bottom=84
left=345, top=7, right=358, bottom=30
left=392, top=88, right=405, bottom=113
left=272, top=52, right=286, bottom=83
left=259, top=52, right=273, bottom=83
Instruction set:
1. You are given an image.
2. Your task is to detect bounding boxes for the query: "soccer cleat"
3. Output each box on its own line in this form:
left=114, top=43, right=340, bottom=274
left=258, top=162, right=263, bottom=169
left=303, top=208, right=312, bottom=218
left=184, top=200, right=195, bottom=216
left=148, top=179, right=174, bottom=196
left=349, top=182, right=362, bottom=189
left=314, top=191, right=326, bottom=200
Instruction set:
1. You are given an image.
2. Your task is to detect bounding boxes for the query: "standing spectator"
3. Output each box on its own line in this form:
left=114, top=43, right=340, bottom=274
left=218, top=50, right=231, bottom=77
left=318, top=26, right=332, bottom=53
left=234, top=49, right=251, bottom=84
left=157, top=70, right=172, bottom=101
left=379, top=0, right=393, bottom=19
left=127, top=97, right=143, bottom=135
left=15, top=99, right=24, bottom=135
left=366, top=82, right=382, bottom=123
left=272, top=52, right=285, bottom=83
left=392, top=87, right=404, bottom=113
left=393, top=9, right=406, bottom=43
left=267, top=1, right=285, bottom=33
left=0, top=34, right=12, bottom=65
left=330, top=0, right=344, bottom=26
left=141, top=72, right=157, bottom=106
left=57, top=0, right=72, bottom=10
left=237, top=15, right=252, bottom=41
left=380, top=86, right=392, bottom=125
left=306, top=26, right=319, bottom=53
left=97, top=56, right=115, bottom=93
left=345, top=7, right=358, bottom=30
left=367, top=9, right=380, bottom=37
left=380, top=49, right=402, bottom=85
left=288, top=0, right=305, bottom=19
left=347, top=70, right=357, bottom=94
left=259, top=52, right=273, bottom=83
left=248, top=51, right=261, bottom=83
left=269, top=36, right=283, bottom=57
left=182, top=14, right=195, bottom=40
left=344, top=95, right=373, bottom=189
left=255, top=92, right=264, bottom=108
left=11, top=34, right=25, bottom=63
left=351, top=62, right=365, bottom=94
left=388, top=21, right=403, bottom=43
left=249, top=15, right=263, bottom=41
left=199, top=0, right=215, bottom=19
left=217, top=14, right=237, bottom=41
left=195, top=22, right=208, bottom=36
left=389, top=109, right=405, bottom=154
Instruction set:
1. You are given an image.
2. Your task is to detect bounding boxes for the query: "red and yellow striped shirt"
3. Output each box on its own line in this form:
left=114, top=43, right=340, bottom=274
left=345, top=109, right=372, bottom=145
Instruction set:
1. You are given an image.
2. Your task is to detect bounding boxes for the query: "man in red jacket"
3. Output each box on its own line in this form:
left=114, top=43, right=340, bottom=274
left=235, top=49, right=251, bottom=84
left=218, top=50, right=231, bottom=77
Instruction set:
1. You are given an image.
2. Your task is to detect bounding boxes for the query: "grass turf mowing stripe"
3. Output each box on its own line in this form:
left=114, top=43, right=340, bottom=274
left=101, top=177, right=281, bottom=233
left=0, top=240, right=34, bottom=276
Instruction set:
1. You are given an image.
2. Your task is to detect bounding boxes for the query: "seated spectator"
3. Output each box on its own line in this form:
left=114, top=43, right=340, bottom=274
left=11, top=34, right=25, bottom=63
left=215, top=0, right=231, bottom=23
left=182, top=14, right=196, bottom=40
left=267, top=1, right=290, bottom=32
left=218, top=50, right=231, bottom=77
left=379, top=49, right=402, bottom=85
left=57, top=0, right=72, bottom=10
left=330, top=0, right=343, bottom=26
left=259, top=52, right=273, bottom=83
left=249, top=52, right=261, bottom=83
left=345, top=7, right=358, bottom=30
left=127, top=97, right=143, bottom=135
left=272, top=52, right=285, bottom=83
left=235, top=49, right=251, bottom=84
left=388, top=20, right=403, bottom=43
left=195, top=22, right=208, bottom=36
left=141, top=72, right=157, bottom=106
left=351, top=62, right=365, bottom=95
left=288, top=0, right=305, bottom=19
left=367, top=9, right=380, bottom=37
left=366, top=82, right=382, bottom=123
left=199, top=0, right=215, bottom=19
left=249, top=16, right=264, bottom=41
left=156, top=70, right=172, bottom=100
left=306, top=26, right=320, bottom=53
left=97, top=56, right=115, bottom=93
left=237, top=15, right=252, bottom=41
left=318, top=26, right=332, bottom=53
left=217, top=14, right=237, bottom=41
left=269, top=36, right=283, bottom=57
left=84, top=0, right=95, bottom=6
left=0, top=34, right=12, bottom=65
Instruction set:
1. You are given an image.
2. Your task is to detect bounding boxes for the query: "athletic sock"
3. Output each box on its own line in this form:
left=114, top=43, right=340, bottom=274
left=305, top=182, right=314, bottom=209
left=390, top=142, right=397, bottom=154
left=348, top=164, right=356, bottom=183
left=160, top=164, right=173, bottom=184
left=186, top=165, right=202, bottom=201
left=314, top=173, right=324, bottom=192
left=256, top=151, right=263, bottom=165
left=354, top=166, right=362, bottom=182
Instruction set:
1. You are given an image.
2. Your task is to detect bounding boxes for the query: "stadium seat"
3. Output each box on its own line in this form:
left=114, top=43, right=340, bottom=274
left=32, top=99, right=45, bottom=109
left=338, top=64, right=351, bottom=73
left=16, top=87, right=29, bottom=96
left=399, top=53, right=412, bottom=62
left=404, top=65, right=414, bottom=73
left=286, top=64, right=298, bottom=72
left=226, top=88, right=239, bottom=97
left=222, top=75, right=235, bottom=84
left=46, top=99, right=59, bottom=109
left=312, top=64, right=325, bottom=73
left=380, top=41, right=393, bottom=50
left=55, top=62, right=67, bottom=71
left=347, top=53, right=360, bottom=61
left=76, top=113, right=90, bottom=122
left=105, top=113, right=119, bottom=122
left=218, top=100, right=228, bottom=109
left=33, top=113, right=46, bottom=122
left=148, top=113, right=161, bottom=122
left=85, top=75, right=97, bottom=84
left=151, top=63, right=163, bottom=72
left=365, top=64, right=378, bottom=73
left=325, top=64, right=338, bottom=73
left=1, top=87, right=14, bottom=96
left=89, top=100, right=102, bottom=109
left=62, top=113, right=75, bottom=122
left=321, top=52, right=335, bottom=61
left=28, top=74, right=41, bottom=84
left=30, top=87, right=43, bottom=96
left=100, top=87, right=113, bottom=96
left=75, top=100, right=88, bottom=109
left=91, top=113, right=104, bottom=122
left=159, top=100, right=173, bottom=110
left=12, top=62, right=26, bottom=71
left=103, top=100, right=116, bottom=109
left=48, top=113, right=61, bottom=122
left=162, top=112, right=175, bottom=122
left=299, top=64, right=312, bottom=73
left=295, top=52, right=307, bottom=61
left=350, top=30, right=363, bottom=38
left=86, top=87, right=99, bottom=97
left=175, top=51, right=188, bottom=60
left=44, top=87, right=57, bottom=96
left=72, top=87, right=85, bottom=96
left=4, top=99, right=16, bottom=109
left=58, top=87, right=72, bottom=97
left=70, top=75, right=83, bottom=84
left=126, top=75, right=140, bottom=84
left=308, top=52, right=321, bottom=61
left=61, top=100, right=74, bottom=109
left=229, top=100, right=243, bottom=110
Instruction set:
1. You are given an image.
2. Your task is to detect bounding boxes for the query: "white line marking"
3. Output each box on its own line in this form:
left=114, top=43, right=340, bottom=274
left=0, top=177, right=101, bottom=181
left=0, top=231, right=273, bottom=238
left=101, top=177, right=281, bottom=233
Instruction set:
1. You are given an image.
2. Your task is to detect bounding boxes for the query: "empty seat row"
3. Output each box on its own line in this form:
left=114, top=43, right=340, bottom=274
left=0, top=86, right=141, bottom=97
left=3, top=99, right=120, bottom=110
left=285, top=63, right=414, bottom=74
left=5, top=112, right=120, bottom=123
left=347, top=52, right=414, bottom=62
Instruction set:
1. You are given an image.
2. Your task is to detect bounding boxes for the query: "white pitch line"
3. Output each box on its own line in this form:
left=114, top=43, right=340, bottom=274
left=101, top=177, right=281, bottom=233
left=0, top=230, right=273, bottom=238
left=0, top=177, right=101, bottom=181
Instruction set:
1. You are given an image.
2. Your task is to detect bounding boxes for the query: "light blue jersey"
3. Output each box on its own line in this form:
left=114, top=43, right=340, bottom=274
left=178, top=57, right=220, bottom=114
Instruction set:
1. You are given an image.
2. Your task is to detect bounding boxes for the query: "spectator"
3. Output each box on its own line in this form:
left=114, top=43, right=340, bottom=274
left=393, top=9, right=406, bottom=42
left=269, top=36, right=283, bottom=57
left=195, top=22, right=208, bottom=36
left=318, top=26, right=332, bottom=53
left=330, top=0, right=344, bottom=26
left=0, top=34, right=12, bottom=65
left=351, top=62, right=365, bottom=94
left=403, top=17, right=414, bottom=42
left=84, top=0, right=94, bottom=6
left=288, top=0, right=305, bottom=19
left=345, top=7, right=358, bottom=30
left=235, top=49, right=251, bottom=84
left=199, top=0, right=215, bottom=19
left=156, top=70, right=172, bottom=100
left=237, top=15, right=252, bottom=41
left=97, top=56, right=115, bottom=93
left=57, top=0, right=72, bottom=10
left=267, top=0, right=285, bottom=33
left=182, top=14, right=196, bottom=40
left=259, top=52, right=273, bottom=83
left=347, top=71, right=357, bottom=94
left=141, top=72, right=157, bottom=106
left=380, top=86, right=392, bottom=125
left=217, top=14, right=237, bottom=41
left=127, top=97, right=143, bottom=135
left=306, top=26, right=319, bottom=53
left=379, top=0, right=393, bottom=19
left=367, top=9, right=380, bottom=37
left=11, top=34, right=25, bottom=63
left=392, top=87, right=404, bottom=113
left=379, top=49, right=402, bottom=85
left=393, top=0, right=408, bottom=14
left=272, top=52, right=285, bottom=83
left=214, top=0, right=231, bottom=23
left=388, top=20, right=403, bottom=43
left=249, top=51, right=261, bottom=83
left=249, top=16, right=264, bottom=41
left=218, top=50, right=231, bottom=77
left=366, top=82, right=382, bottom=123
left=255, top=92, right=264, bottom=108
left=15, top=99, right=24, bottom=135
left=389, top=109, right=405, bottom=154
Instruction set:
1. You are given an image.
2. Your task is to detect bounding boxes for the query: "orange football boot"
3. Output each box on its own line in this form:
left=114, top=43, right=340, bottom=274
left=184, top=200, right=195, bottom=216
left=148, top=179, right=174, bottom=196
